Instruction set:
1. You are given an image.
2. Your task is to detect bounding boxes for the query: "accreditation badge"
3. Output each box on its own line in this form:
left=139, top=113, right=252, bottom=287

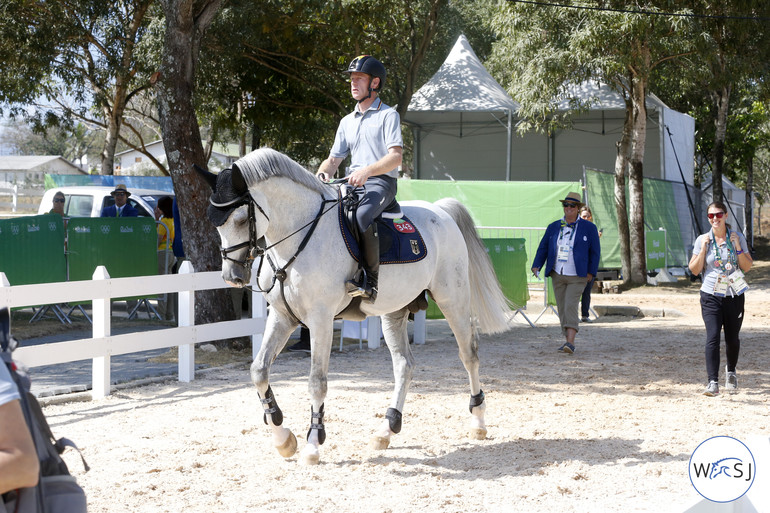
left=713, top=273, right=729, bottom=297
left=728, top=269, right=749, bottom=295
left=557, top=244, right=570, bottom=262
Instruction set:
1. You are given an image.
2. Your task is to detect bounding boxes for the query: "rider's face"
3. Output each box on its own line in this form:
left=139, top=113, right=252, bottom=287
left=350, top=72, right=375, bottom=101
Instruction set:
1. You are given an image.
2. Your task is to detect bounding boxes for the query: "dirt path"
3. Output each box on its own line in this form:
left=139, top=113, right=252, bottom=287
left=40, top=279, right=770, bottom=513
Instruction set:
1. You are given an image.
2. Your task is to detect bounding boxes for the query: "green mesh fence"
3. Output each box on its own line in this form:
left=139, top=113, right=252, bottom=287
left=583, top=169, right=687, bottom=269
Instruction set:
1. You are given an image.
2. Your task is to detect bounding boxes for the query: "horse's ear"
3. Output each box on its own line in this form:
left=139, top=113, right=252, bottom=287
left=193, top=164, right=218, bottom=191
left=231, top=163, right=247, bottom=194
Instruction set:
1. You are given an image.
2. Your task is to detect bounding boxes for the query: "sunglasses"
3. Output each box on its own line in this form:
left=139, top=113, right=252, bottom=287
left=707, top=212, right=725, bottom=219
left=562, top=202, right=579, bottom=208
left=53, top=198, right=65, bottom=203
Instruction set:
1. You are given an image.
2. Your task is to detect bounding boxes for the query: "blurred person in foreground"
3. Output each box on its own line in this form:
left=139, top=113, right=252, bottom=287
left=0, top=358, right=39, bottom=494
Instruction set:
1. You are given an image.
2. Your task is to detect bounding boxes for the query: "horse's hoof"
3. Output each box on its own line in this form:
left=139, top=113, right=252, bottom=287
left=370, top=436, right=390, bottom=450
left=276, top=431, right=298, bottom=458
left=469, top=427, right=487, bottom=440
left=300, top=445, right=320, bottom=465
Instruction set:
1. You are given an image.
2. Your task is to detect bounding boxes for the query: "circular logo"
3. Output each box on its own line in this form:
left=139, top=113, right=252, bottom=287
left=689, top=436, right=755, bottom=503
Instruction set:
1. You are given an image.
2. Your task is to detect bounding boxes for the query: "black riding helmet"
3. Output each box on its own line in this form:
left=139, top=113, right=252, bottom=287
left=345, top=55, right=386, bottom=92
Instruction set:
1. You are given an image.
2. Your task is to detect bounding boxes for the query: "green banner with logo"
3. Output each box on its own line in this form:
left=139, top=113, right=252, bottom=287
left=67, top=217, right=157, bottom=281
left=646, top=230, right=667, bottom=270
left=0, top=214, right=66, bottom=285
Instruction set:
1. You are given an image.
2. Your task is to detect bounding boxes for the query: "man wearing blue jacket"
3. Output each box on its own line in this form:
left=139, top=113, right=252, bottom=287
left=100, top=184, right=139, bottom=217
left=532, top=192, right=601, bottom=354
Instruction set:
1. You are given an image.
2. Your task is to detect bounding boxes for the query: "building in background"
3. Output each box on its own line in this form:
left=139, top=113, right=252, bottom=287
left=114, top=140, right=240, bottom=175
left=0, top=155, right=84, bottom=188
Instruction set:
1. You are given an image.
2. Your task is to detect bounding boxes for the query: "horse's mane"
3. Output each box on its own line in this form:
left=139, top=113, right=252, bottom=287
left=234, top=148, right=328, bottom=195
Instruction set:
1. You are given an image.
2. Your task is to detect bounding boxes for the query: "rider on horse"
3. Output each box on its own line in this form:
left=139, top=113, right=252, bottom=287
left=316, top=55, right=403, bottom=302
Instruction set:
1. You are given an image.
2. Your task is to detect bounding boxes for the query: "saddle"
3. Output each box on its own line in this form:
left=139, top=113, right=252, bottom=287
left=338, top=185, right=427, bottom=265
left=334, top=185, right=430, bottom=320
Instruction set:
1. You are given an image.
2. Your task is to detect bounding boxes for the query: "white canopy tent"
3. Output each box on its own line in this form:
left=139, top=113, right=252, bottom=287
left=404, top=35, right=519, bottom=181
left=404, top=35, right=695, bottom=186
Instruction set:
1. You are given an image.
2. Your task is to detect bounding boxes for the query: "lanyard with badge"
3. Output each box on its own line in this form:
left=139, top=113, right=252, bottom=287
left=712, top=228, right=748, bottom=296
left=557, top=218, right=578, bottom=262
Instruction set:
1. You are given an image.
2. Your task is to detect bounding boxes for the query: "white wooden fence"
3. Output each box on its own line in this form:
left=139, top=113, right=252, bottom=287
left=0, top=261, right=266, bottom=398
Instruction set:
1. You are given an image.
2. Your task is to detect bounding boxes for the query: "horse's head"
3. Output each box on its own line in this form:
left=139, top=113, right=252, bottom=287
left=200, top=163, right=267, bottom=288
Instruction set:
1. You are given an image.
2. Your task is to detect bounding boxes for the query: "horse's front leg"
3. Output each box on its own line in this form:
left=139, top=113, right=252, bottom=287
left=299, top=319, right=334, bottom=465
left=252, top=312, right=299, bottom=458
left=371, top=310, right=414, bottom=450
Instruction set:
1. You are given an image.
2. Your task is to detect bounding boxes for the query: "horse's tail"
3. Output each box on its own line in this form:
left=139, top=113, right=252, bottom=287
left=434, top=198, right=512, bottom=334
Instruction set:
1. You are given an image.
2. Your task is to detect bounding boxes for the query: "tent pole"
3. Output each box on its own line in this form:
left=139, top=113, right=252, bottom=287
left=412, top=126, right=420, bottom=179
left=506, top=110, right=512, bottom=181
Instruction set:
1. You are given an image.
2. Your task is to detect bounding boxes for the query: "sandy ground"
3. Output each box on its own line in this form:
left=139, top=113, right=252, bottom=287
left=40, top=282, right=770, bottom=513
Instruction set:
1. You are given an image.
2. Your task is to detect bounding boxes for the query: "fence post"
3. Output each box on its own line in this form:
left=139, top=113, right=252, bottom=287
left=251, top=257, right=266, bottom=359
left=91, top=266, right=111, bottom=398
left=178, top=261, right=195, bottom=382
left=413, top=310, right=426, bottom=345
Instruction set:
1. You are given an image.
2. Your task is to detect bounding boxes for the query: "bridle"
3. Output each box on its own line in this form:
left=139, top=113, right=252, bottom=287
left=211, top=191, right=268, bottom=269
left=211, top=186, right=342, bottom=324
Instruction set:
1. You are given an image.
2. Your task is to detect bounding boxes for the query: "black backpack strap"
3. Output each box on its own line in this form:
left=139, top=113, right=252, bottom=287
left=25, top=390, right=90, bottom=472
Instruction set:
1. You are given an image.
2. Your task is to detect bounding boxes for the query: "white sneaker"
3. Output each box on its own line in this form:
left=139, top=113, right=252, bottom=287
left=704, top=381, right=719, bottom=397
left=725, top=367, right=738, bottom=391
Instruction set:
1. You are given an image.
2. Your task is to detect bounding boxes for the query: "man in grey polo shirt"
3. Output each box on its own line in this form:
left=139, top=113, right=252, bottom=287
left=317, top=55, right=403, bottom=302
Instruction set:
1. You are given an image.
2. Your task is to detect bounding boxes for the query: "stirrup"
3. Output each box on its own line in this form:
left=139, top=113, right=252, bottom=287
left=345, top=270, right=377, bottom=301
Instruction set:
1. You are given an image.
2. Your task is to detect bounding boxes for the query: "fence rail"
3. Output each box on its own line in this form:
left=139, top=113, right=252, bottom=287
left=0, top=260, right=266, bottom=398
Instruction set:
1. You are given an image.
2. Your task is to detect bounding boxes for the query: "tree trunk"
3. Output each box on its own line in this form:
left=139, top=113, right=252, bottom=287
left=745, top=156, right=753, bottom=251
left=156, top=0, right=237, bottom=331
left=100, top=111, right=120, bottom=175
left=628, top=78, right=648, bottom=284
left=711, top=84, right=731, bottom=203
left=614, top=106, right=632, bottom=284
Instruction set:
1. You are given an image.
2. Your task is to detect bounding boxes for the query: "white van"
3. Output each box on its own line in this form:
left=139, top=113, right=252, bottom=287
left=38, top=186, right=173, bottom=218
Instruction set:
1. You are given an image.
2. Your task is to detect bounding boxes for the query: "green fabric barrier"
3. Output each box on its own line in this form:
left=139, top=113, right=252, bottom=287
left=426, top=237, right=530, bottom=320
left=396, top=180, right=580, bottom=320
left=584, top=170, right=687, bottom=269
left=66, top=217, right=157, bottom=282
left=396, top=179, right=581, bottom=227
left=0, top=214, right=66, bottom=285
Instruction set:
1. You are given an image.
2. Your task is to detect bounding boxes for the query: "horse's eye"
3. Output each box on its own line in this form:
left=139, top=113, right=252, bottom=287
left=232, top=206, right=249, bottom=225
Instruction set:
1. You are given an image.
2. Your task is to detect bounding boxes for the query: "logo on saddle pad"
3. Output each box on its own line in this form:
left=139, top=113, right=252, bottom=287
left=393, top=218, right=415, bottom=234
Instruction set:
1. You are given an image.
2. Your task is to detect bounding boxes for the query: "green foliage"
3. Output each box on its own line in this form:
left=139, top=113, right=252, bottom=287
left=487, top=1, right=696, bottom=133
left=196, top=0, right=492, bottom=165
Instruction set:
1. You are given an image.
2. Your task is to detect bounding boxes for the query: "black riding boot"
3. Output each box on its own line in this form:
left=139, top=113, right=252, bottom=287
left=346, top=224, right=379, bottom=302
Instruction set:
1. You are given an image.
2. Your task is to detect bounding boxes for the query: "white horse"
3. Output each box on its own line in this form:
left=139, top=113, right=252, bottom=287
left=201, top=148, right=511, bottom=465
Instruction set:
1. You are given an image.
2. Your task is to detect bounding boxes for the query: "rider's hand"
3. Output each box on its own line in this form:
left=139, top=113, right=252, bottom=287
left=347, top=168, right=370, bottom=187
left=317, top=172, right=330, bottom=182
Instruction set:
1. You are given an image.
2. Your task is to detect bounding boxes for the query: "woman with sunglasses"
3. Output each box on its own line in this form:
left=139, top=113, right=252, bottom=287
left=532, top=192, right=601, bottom=355
left=48, top=191, right=66, bottom=216
left=689, top=201, right=752, bottom=396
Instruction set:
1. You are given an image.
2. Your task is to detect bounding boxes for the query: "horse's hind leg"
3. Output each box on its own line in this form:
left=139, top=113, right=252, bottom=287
left=371, top=309, right=415, bottom=450
left=251, top=313, right=300, bottom=458
left=435, top=297, right=487, bottom=440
